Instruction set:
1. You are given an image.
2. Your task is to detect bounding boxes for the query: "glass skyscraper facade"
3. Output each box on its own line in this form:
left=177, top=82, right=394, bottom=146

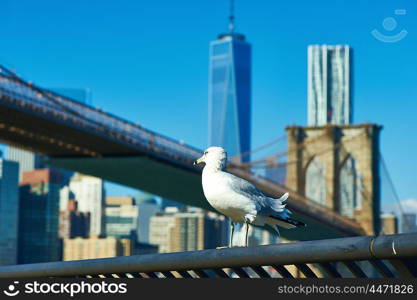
left=0, top=158, right=19, bottom=266
left=208, top=32, right=251, bottom=162
left=18, top=169, right=64, bottom=263
left=307, top=45, right=352, bottom=126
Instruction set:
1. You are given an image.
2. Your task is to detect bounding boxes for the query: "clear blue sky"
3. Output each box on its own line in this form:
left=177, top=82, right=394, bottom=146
left=1, top=0, right=416, bottom=206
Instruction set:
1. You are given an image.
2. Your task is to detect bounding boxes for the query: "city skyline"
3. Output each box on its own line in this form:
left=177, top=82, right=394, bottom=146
left=0, top=0, right=416, bottom=209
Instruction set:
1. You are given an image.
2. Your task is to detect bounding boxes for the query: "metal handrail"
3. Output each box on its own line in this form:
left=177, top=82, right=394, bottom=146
left=1, top=233, right=416, bottom=278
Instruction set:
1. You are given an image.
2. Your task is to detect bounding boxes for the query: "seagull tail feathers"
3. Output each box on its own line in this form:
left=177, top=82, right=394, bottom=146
left=267, top=192, right=307, bottom=229
left=269, top=192, right=289, bottom=212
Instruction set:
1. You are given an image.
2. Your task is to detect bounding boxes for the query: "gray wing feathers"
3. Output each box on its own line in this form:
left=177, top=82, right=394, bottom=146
left=222, top=172, right=292, bottom=218
left=223, top=172, right=264, bottom=198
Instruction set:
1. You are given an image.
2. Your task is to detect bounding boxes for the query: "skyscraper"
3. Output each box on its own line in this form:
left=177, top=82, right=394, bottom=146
left=68, top=173, right=105, bottom=236
left=18, top=169, right=64, bottom=263
left=307, top=45, right=352, bottom=126
left=59, top=197, right=90, bottom=239
left=105, top=196, right=138, bottom=239
left=135, top=193, right=161, bottom=243
left=0, top=157, right=19, bottom=266
left=208, top=0, right=251, bottom=162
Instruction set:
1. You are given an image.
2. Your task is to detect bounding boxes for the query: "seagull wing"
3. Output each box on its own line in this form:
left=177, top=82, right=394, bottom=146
left=221, top=171, right=265, bottom=200
left=222, top=171, right=306, bottom=229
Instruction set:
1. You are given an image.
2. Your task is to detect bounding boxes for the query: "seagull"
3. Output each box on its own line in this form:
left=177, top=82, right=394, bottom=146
left=193, top=146, right=305, bottom=247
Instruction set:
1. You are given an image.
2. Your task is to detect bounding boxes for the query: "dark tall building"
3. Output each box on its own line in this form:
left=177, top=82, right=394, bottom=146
left=59, top=199, right=90, bottom=239
left=18, top=169, right=65, bottom=263
left=0, top=157, right=19, bottom=266
left=208, top=1, right=251, bottom=162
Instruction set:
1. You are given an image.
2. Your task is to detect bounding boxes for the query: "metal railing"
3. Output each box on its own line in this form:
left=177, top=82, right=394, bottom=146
left=1, top=233, right=416, bottom=278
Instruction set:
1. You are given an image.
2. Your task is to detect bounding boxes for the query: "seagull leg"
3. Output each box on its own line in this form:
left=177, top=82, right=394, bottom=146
left=245, top=221, right=249, bottom=247
left=229, top=221, right=235, bottom=247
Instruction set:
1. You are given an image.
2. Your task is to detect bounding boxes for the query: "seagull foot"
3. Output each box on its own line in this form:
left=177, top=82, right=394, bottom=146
left=216, top=246, right=229, bottom=250
left=216, top=246, right=244, bottom=249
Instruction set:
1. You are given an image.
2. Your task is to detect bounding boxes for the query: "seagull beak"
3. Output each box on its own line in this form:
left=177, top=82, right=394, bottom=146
left=193, top=155, right=205, bottom=166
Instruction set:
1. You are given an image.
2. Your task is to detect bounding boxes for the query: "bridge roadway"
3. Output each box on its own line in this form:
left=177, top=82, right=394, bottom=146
left=0, top=65, right=364, bottom=240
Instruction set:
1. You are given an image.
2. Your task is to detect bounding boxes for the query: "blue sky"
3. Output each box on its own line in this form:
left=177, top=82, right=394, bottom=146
left=1, top=0, right=416, bottom=208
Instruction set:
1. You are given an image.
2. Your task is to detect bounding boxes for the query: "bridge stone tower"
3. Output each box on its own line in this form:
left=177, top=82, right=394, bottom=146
left=285, top=123, right=382, bottom=235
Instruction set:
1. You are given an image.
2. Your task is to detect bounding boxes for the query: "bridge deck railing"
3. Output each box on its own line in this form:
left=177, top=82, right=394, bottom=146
left=0, top=67, right=203, bottom=161
left=0, top=233, right=416, bottom=278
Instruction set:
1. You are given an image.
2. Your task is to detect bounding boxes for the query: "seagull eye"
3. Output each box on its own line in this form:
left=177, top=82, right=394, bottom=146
left=204, top=151, right=208, bottom=155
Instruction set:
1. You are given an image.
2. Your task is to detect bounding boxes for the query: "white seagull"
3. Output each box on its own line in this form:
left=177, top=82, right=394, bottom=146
left=193, top=146, right=305, bottom=247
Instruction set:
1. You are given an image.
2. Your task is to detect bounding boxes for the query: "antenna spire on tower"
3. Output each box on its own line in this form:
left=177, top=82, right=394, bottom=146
left=228, top=0, right=235, bottom=33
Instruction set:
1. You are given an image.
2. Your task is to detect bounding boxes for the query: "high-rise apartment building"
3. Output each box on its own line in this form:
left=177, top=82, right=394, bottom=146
left=307, top=45, right=352, bottom=126
left=136, top=193, right=161, bottom=243
left=149, top=207, right=227, bottom=253
left=105, top=195, right=159, bottom=255
left=208, top=3, right=251, bottom=162
left=59, top=197, right=90, bottom=239
left=68, top=173, right=104, bottom=236
left=0, top=157, right=19, bottom=265
left=105, top=196, right=138, bottom=239
left=18, top=169, right=64, bottom=263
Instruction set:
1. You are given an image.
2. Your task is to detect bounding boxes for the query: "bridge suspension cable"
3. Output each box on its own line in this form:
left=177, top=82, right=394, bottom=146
left=234, top=130, right=367, bottom=170
left=230, top=134, right=287, bottom=162
left=379, top=154, right=412, bottom=232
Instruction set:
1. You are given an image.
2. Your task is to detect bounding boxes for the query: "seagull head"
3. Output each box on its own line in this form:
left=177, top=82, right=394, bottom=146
left=193, top=146, right=227, bottom=170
